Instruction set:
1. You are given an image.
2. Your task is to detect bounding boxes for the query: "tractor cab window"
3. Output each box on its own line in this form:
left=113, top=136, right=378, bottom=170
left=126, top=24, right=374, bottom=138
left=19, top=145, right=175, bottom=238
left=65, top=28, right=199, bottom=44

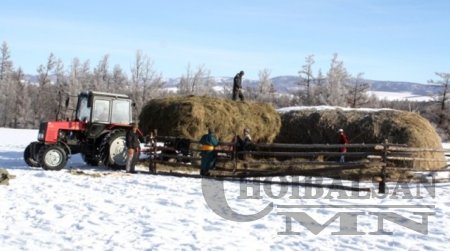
left=93, top=100, right=110, bottom=123
left=111, top=99, right=131, bottom=124
left=77, top=95, right=91, bottom=122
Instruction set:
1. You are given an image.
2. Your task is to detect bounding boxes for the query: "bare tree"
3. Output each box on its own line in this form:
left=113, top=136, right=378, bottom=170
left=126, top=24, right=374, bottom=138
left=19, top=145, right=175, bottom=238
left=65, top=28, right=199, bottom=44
left=93, top=54, right=110, bottom=91
left=53, top=59, right=70, bottom=120
left=131, top=50, right=163, bottom=118
left=0, top=41, right=14, bottom=126
left=178, top=64, right=214, bottom=96
left=347, top=72, right=370, bottom=108
left=34, top=53, right=56, bottom=126
left=10, top=68, right=30, bottom=128
left=112, top=64, right=128, bottom=94
left=0, top=42, right=13, bottom=81
left=298, top=54, right=315, bottom=105
left=429, top=72, right=450, bottom=125
left=257, top=68, right=275, bottom=103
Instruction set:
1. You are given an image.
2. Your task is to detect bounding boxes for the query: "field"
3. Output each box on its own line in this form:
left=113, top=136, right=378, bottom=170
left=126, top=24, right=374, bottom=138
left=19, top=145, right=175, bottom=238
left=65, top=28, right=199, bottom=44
left=1, top=128, right=450, bottom=250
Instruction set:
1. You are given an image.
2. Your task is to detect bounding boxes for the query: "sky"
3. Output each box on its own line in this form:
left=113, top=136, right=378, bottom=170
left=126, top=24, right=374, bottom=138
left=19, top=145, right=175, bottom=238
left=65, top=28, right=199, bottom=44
left=1, top=0, right=450, bottom=83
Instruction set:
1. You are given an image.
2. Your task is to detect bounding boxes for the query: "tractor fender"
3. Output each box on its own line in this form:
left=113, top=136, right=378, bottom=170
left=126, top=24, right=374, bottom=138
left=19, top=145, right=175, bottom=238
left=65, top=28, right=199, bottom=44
left=57, top=140, right=72, bottom=159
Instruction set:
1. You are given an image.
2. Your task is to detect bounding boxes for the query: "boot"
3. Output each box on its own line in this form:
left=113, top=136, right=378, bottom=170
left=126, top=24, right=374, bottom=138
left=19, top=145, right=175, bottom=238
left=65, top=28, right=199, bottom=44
left=126, top=157, right=133, bottom=173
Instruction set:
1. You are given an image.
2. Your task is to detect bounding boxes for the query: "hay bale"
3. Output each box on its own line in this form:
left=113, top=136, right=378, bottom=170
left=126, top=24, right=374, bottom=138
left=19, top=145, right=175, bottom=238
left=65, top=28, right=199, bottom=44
left=139, top=96, right=281, bottom=142
left=276, top=106, right=446, bottom=170
left=0, top=168, right=14, bottom=185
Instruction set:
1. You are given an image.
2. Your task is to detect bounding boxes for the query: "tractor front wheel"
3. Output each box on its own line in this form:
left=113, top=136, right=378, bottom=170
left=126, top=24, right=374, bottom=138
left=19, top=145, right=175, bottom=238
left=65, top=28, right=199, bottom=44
left=24, top=142, right=43, bottom=167
left=38, top=145, right=68, bottom=171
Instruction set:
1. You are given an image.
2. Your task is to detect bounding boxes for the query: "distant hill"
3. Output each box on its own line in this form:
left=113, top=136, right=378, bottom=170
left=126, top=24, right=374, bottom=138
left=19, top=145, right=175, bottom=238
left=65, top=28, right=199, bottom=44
left=165, top=75, right=439, bottom=96
left=24, top=74, right=439, bottom=96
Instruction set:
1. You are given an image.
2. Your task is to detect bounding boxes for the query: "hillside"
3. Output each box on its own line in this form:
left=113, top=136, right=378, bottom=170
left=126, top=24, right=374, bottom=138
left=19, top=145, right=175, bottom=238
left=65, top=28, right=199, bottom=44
left=161, top=75, right=439, bottom=97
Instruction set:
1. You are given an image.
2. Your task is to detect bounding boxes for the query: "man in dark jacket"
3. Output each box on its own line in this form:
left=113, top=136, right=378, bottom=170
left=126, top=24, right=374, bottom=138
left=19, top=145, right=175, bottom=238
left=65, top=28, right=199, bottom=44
left=126, top=122, right=140, bottom=173
left=232, top=70, right=245, bottom=101
left=236, top=128, right=252, bottom=151
left=199, top=128, right=219, bottom=176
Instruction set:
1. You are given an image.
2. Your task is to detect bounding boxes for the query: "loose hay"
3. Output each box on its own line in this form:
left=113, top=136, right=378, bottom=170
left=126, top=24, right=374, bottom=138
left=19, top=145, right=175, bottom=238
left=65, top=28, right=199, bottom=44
left=276, top=107, right=446, bottom=170
left=0, top=168, right=15, bottom=185
left=139, top=96, right=281, bottom=142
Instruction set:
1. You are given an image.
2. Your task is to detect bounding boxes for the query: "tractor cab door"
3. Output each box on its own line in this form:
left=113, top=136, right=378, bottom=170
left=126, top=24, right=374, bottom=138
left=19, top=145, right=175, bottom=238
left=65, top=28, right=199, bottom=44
left=92, top=99, right=111, bottom=123
left=111, top=99, right=132, bottom=124
left=86, top=99, right=111, bottom=139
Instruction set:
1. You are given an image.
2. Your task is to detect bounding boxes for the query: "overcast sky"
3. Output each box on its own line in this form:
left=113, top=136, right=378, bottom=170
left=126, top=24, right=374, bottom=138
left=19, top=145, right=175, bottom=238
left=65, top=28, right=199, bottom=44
left=1, top=0, right=449, bottom=83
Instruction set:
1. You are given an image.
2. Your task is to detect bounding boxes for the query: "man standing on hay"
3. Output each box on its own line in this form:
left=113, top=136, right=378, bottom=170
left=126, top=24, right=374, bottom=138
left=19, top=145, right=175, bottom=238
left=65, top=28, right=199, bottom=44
left=232, top=70, right=245, bottom=101
left=338, top=128, right=349, bottom=163
left=199, top=128, right=219, bottom=176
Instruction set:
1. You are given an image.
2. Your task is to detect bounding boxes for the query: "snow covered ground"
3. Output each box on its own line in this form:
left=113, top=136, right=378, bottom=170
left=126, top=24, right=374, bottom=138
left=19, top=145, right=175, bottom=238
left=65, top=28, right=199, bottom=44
left=367, top=91, right=433, bottom=101
left=1, top=128, right=450, bottom=250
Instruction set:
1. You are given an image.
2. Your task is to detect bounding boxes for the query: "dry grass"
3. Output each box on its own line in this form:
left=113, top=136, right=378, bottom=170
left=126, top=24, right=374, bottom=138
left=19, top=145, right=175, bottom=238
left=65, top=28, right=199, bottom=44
left=276, top=108, right=446, bottom=170
left=139, top=96, right=281, bottom=142
left=0, top=168, right=15, bottom=185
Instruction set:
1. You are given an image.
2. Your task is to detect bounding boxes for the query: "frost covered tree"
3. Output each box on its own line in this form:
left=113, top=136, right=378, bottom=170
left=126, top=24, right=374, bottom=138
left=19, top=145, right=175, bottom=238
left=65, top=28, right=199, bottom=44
left=325, top=53, right=350, bottom=106
left=314, top=69, right=326, bottom=105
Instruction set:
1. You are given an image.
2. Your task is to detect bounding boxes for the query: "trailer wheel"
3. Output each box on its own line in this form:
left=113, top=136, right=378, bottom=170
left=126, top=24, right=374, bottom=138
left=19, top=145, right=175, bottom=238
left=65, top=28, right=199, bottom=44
left=100, top=130, right=127, bottom=169
left=38, top=145, right=68, bottom=171
left=24, top=142, right=43, bottom=167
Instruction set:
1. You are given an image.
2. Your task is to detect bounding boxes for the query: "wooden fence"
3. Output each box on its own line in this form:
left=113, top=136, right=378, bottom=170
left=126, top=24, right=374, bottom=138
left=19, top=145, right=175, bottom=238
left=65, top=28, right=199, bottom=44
left=144, top=136, right=450, bottom=193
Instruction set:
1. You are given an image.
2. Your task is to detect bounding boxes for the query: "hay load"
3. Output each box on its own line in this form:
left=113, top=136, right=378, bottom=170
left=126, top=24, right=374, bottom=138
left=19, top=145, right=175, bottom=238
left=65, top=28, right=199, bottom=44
left=139, top=96, right=281, bottom=142
left=1, top=168, right=14, bottom=185
left=276, top=106, right=446, bottom=170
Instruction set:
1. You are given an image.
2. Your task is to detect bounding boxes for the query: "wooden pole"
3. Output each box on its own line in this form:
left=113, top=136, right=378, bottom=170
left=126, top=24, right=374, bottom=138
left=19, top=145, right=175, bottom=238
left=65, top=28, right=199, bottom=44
left=379, top=139, right=388, bottom=193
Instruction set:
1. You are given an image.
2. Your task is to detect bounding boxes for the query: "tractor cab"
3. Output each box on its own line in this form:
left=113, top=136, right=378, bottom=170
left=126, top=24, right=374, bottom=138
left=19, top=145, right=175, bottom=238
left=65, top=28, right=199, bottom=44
left=76, top=91, right=132, bottom=125
left=76, top=91, right=133, bottom=139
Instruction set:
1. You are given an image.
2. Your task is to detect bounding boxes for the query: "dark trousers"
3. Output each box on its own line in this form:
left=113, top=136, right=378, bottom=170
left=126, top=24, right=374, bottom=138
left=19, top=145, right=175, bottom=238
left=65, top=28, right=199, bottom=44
left=232, top=88, right=244, bottom=101
left=126, top=149, right=139, bottom=173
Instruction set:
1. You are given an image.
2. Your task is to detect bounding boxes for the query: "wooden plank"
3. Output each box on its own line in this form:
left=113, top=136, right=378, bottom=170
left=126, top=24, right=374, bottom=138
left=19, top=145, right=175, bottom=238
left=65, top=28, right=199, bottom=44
left=223, top=163, right=382, bottom=178
left=255, top=143, right=379, bottom=149
left=240, top=151, right=372, bottom=158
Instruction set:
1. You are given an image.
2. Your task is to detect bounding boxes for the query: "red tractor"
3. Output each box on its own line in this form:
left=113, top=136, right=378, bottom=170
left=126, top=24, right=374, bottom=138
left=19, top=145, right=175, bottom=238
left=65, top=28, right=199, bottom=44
left=24, top=91, right=141, bottom=171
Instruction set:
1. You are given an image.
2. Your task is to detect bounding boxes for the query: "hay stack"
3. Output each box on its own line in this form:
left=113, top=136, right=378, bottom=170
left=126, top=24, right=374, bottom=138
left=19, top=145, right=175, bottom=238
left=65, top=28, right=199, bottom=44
left=276, top=107, right=445, bottom=170
left=139, top=96, right=281, bottom=142
left=0, top=168, right=13, bottom=185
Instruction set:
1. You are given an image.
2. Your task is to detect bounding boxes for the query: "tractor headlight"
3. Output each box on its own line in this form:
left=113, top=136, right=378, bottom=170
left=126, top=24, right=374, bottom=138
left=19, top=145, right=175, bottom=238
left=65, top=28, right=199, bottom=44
left=38, top=132, right=44, bottom=141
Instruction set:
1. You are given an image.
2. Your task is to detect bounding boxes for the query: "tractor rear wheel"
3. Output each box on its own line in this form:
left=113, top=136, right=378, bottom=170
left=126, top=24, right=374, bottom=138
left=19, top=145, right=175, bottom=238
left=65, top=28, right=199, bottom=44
left=38, top=145, right=68, bottom=171
left=24, top=142, right=43, bottom=167
left=99, top=130, right=127, bottom=169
